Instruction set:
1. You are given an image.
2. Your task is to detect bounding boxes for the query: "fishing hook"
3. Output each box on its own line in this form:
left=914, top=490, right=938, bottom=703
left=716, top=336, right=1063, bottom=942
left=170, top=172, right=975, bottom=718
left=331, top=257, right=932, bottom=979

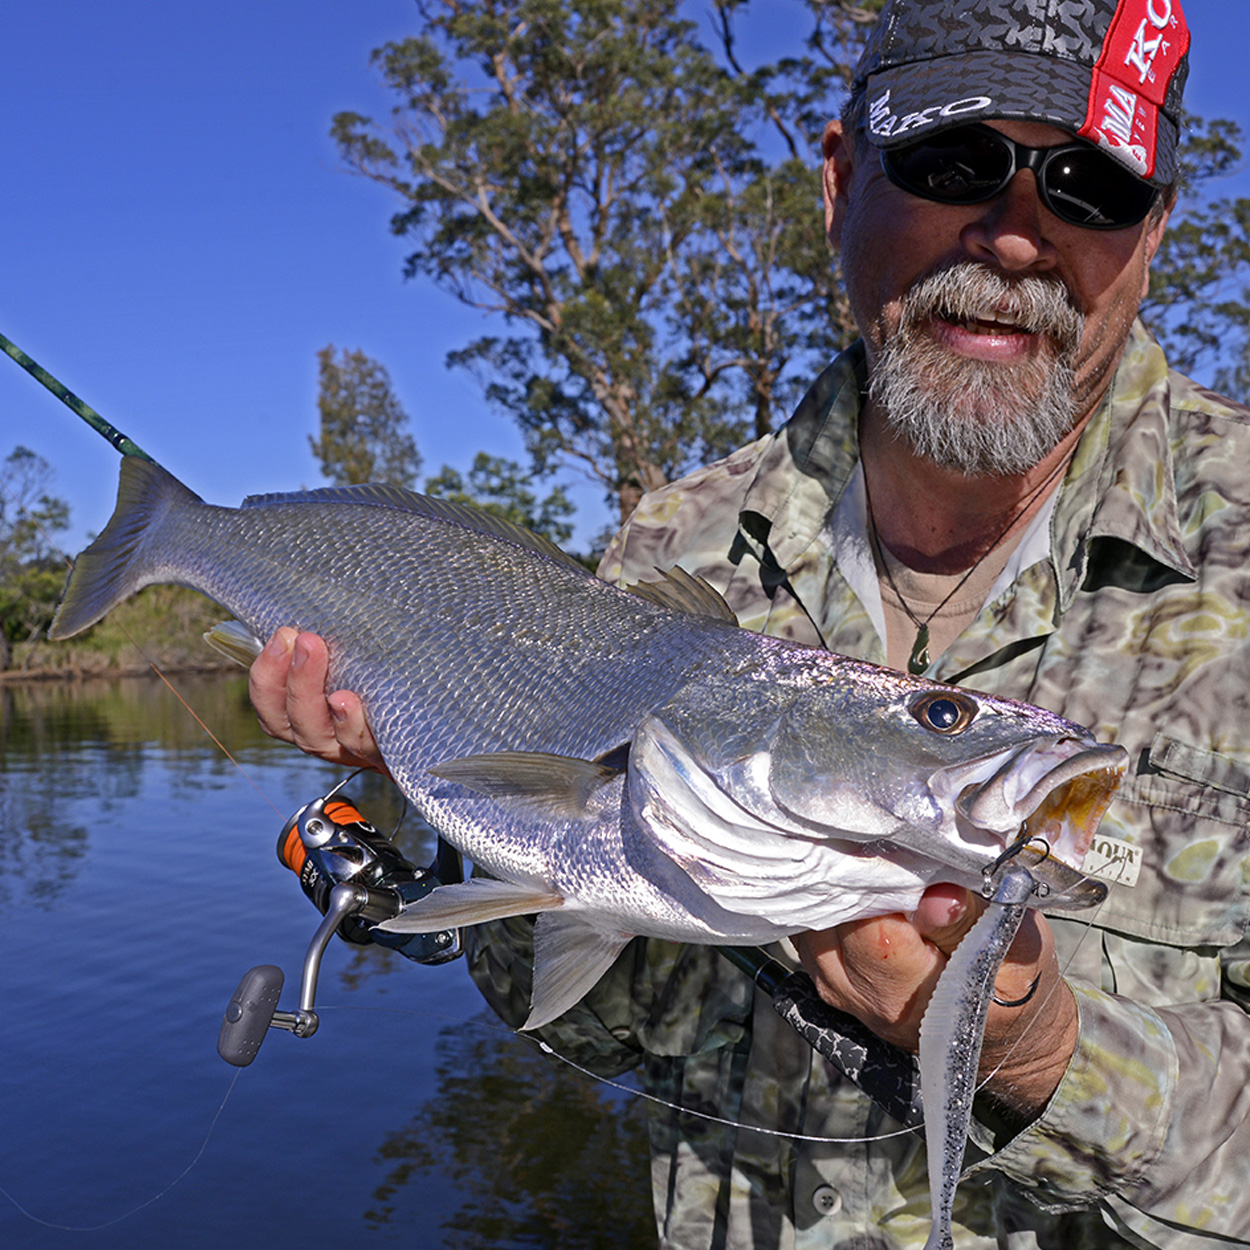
left=981, top=832, right=1052, bottom=899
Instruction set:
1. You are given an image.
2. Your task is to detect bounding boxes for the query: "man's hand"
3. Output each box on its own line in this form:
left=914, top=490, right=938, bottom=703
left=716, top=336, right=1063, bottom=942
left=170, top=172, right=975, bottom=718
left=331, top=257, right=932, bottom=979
left=249, top=628, right=386, bottom=773
left=795, top=884, right=1078, bottom=1124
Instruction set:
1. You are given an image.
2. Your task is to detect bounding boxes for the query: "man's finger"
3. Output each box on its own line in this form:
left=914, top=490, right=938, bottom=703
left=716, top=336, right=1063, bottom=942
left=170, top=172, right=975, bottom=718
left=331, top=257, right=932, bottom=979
left=328, top=689, right=387, bottom=774
left=283, top=633, right=341, bottom=756
left=249, top=626, right=298, bottom=741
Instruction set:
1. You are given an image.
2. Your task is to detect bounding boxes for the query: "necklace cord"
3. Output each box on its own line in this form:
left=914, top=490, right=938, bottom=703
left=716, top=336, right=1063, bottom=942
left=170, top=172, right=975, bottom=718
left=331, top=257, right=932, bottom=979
left=863, top=452, right=1072, bottom=674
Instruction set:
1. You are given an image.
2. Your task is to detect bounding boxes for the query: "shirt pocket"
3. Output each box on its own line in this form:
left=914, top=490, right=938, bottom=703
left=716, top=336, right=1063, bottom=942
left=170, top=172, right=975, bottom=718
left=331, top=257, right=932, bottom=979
left=1076, top=733, right=1250, bottom=949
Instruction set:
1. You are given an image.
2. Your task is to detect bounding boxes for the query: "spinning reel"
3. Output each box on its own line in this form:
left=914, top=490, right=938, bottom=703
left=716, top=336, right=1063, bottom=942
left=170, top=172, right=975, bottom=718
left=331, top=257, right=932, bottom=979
left=217, top=777, right=463, bottom=1066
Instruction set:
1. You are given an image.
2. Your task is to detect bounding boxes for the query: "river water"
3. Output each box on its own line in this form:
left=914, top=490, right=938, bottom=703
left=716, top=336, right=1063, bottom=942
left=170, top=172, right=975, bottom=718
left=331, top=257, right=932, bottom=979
left=0, top=674, right=654, bottom=1249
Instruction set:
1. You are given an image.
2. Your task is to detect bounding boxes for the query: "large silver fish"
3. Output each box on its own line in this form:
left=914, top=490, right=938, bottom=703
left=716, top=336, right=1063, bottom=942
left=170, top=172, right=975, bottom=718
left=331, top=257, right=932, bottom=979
left=53, top=458, right=1125, bottom=1242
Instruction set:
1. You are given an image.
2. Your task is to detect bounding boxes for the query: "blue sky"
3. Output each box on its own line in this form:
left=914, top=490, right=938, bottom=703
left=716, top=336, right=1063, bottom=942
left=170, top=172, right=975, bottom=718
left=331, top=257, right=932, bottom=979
left=3, top=0, right=1247, bottom=556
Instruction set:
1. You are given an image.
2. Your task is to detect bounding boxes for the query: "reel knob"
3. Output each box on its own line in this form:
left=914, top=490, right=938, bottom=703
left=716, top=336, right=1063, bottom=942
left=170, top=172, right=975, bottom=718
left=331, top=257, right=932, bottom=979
left=218, top=965, right=285, bottom=1067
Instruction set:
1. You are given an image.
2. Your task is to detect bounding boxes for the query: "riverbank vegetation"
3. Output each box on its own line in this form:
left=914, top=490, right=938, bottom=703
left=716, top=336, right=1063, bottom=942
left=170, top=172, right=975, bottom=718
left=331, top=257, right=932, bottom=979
left=6, top=582, right=236, bottom=680
left=0, top=445, right=232, bottom=678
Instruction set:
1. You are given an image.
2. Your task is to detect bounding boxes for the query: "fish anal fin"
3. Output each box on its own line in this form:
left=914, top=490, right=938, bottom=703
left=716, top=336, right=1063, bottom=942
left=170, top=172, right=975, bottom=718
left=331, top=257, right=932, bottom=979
left=430, top=751, right=623, bottom=819
left=524, top=914, right=633, bottom=1030
left=376, top=878, right=563, bottom=933
left=203, top=620, right=265, bottom=667
left=623, top=567, right=738, bottom=625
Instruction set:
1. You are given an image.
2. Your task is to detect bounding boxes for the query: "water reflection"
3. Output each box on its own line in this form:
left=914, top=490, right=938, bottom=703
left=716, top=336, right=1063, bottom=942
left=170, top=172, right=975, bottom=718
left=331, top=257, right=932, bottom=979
left=0, top=674, right=265, bottom=908
left=0, top=674, right=657, bottom=1249
left=370, top=1022, right=654, bottom=1248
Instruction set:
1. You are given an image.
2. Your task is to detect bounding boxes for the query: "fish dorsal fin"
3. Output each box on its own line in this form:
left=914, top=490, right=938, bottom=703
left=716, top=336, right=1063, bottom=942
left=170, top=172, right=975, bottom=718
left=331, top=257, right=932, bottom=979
left=241, top=483, right=588, bottom=575
left=622, top=567, right=739, bottom=624
left=429, top=750, right=624, bottom=820
left=525, top=914, right=633, bottom=1029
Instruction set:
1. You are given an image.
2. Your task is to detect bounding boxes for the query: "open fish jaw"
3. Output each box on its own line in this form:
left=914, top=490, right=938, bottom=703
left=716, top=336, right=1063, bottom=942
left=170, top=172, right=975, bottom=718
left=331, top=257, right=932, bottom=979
left=940, top=736, right=1127, bottom=894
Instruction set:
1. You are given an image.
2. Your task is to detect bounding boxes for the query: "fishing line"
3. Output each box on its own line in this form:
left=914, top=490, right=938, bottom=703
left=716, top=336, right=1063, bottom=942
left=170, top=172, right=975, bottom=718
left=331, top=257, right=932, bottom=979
left=0, top=1068, right=243, bottom=1232
left=530, top=1038, right=919, bottom=1144
left=0, top=377, right=307, bottom=1227
left=314, top=1000, right=922, bottom=1146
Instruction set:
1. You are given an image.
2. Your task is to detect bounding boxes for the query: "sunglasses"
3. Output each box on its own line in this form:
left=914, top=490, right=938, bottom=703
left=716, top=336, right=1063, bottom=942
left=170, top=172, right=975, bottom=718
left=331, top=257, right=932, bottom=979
left=880, top=125, right=1159, bottom=231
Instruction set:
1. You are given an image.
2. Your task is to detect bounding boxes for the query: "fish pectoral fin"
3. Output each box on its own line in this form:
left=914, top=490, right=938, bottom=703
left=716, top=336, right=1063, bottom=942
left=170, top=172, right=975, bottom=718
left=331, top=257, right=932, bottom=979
left=622, top=566, right=739, bottom=624
left=429, top=751, right=623, bottom=820
left=376, top=878, right=564, bottom=932
left=524, top=914, right=633, bottom=1030
left=203, top=620, right=265, bottom=667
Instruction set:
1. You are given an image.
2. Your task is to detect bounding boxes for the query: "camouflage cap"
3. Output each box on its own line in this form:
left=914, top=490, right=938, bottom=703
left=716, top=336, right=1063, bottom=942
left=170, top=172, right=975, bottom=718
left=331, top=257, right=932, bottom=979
left=852, top=0, right=1190, bottom=186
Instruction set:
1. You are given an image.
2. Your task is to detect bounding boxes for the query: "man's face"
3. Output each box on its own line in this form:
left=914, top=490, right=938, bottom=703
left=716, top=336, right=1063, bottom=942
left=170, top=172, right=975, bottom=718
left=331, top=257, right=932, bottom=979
left=824, top=118, right=1172, bottom=475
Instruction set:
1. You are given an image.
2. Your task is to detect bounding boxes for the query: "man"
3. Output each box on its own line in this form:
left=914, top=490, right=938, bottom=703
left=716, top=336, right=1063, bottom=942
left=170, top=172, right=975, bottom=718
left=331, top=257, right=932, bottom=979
left=252, top=0, right=1250, bottom=1244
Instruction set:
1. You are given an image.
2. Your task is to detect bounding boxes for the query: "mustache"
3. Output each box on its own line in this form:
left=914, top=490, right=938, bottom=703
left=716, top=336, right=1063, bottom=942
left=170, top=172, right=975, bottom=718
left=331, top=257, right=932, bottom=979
left=901, top=263, right=1083, bottom=345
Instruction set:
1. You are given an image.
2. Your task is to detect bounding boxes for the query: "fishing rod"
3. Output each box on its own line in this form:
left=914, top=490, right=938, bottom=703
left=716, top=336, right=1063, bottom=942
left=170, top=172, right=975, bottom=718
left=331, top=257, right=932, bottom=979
left=0, top=329, right=922, bottom=1126
left=0, top=329, right=465, bottom=1060
left=0, top=331, right=153, bottom=461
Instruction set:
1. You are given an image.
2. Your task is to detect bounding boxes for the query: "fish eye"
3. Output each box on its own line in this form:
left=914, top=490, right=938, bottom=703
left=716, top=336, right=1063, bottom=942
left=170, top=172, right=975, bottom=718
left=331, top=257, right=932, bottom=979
left=909, top=691, right=978, bottom=735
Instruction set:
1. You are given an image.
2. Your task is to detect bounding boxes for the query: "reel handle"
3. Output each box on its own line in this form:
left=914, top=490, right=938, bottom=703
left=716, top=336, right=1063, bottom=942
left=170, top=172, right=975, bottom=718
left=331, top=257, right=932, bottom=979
left=217, top=882, right=374, bottom=1066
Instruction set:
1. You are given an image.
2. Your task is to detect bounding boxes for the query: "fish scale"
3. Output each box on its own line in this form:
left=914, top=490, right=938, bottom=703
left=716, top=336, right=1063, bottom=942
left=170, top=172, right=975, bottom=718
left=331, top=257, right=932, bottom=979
left=51, top=456, right=1129, bottom=1249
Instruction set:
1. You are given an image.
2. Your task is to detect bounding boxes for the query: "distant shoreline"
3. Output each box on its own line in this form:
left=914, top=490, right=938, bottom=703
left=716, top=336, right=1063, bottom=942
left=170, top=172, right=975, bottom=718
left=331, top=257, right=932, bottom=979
left=0, top=658, right=238, bottom=683
left=5, top=585, right=243, bottom=683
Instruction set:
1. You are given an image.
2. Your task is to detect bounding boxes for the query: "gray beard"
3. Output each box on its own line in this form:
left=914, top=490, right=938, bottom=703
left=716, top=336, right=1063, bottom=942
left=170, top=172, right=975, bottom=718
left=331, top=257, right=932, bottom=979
left=869, top=264, right=1085, bottom=477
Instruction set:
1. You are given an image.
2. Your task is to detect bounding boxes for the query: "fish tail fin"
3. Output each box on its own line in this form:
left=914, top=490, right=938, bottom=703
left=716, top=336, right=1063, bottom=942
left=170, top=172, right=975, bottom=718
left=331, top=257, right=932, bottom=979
left=48, top=457, right=203, bottom=640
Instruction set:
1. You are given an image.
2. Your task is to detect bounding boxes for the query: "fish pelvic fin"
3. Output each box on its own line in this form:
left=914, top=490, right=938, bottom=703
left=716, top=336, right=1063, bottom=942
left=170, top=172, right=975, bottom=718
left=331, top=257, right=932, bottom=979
left=524, top=914, right=632, bottom=1030
left=622, top=566, right=739, bottom=624
left=49, top=457, right=203, bottom=640
left=203, top=620, right=265, bottom=667
left=376, top=878, right=564, bottom=932
left=429, top=750, right=624, bottom=820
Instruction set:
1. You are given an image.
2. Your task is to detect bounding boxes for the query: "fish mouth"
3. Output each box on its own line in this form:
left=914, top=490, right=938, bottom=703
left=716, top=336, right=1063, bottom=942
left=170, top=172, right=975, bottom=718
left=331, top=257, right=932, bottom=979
left=949, top=736, right=1127, bottom=903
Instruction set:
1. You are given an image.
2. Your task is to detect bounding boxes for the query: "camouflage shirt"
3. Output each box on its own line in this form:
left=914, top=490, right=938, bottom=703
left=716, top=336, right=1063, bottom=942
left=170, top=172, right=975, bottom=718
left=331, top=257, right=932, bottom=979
left=468, top=322, right=1250, bottom=1248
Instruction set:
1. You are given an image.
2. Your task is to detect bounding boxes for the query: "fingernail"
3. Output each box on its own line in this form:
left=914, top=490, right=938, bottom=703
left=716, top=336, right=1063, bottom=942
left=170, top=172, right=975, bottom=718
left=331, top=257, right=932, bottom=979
left=291, top=639, right=308, bottom=670
left=330, top=702, right=346, bottom=723
left=266, top=630, right=291, bottom=657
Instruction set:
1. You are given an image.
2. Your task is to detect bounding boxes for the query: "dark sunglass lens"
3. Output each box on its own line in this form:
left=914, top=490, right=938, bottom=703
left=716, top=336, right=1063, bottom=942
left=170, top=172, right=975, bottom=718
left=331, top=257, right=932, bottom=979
left=886, top=129, right=1013, bottom=204
left=1043, top=148, right=1158, bottom=228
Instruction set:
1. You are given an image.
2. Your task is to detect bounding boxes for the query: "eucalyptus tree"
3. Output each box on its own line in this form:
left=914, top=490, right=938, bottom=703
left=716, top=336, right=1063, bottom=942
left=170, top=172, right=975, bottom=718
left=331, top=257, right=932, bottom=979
left=331, top=0, right=872, bottom=521
left=311, top=344, right=424, bottom=488
left=0, top=445, right=70, bottom=667
left=331, top=0, right=1250, bottom=525
left=1142, top=113, right=1250, bottom=402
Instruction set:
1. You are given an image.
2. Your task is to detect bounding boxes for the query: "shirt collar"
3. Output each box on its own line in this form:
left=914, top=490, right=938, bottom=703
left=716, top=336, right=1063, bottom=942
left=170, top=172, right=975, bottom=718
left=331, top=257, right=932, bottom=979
left=1051, top=319, right=1196, bottom=611
left=739, top=321, right=1196, bottom=623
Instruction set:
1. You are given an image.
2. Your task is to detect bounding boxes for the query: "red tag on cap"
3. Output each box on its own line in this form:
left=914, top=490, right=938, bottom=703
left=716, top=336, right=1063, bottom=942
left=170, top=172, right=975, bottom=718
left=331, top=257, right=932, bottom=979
left=1080, top=0, right=1190, bottom=179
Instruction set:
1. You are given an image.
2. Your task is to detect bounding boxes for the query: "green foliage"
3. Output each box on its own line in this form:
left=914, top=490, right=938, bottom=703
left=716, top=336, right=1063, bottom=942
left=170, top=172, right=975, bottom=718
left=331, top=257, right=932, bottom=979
left=310, top=345, right=424, bottom=487
left=425, top=451, right=575, bottom=544
left=332, top=0, right=871, bottom=520
left=332, top=0, right=1250, bottom=525
left=16, top=584, right=230, bottom=676
left=0, top=446, right=72, bottom=665
left=1142, top=114, right=1250, bottom=403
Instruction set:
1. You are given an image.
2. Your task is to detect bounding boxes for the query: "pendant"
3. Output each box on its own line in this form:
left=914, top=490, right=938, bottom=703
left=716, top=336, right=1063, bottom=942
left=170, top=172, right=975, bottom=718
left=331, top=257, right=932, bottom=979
left=908, top=624, right=931, bottom=675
